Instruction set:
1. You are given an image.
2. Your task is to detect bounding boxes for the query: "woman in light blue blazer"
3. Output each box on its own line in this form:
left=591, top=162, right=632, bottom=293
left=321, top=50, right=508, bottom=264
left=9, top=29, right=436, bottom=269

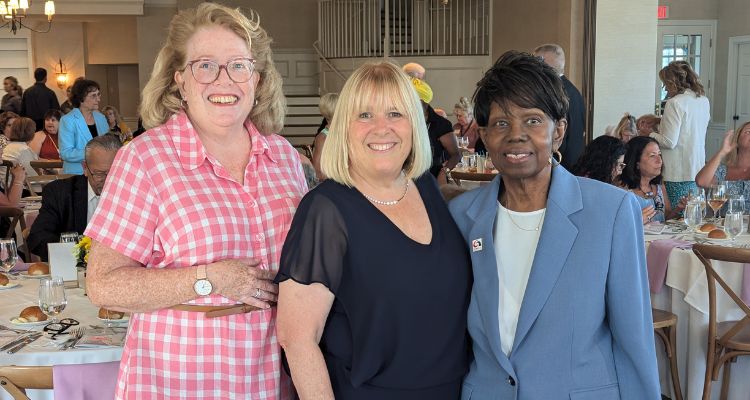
left=448, top=51, right=660, bottom=400
left=59, top=79, right=109, bottom=174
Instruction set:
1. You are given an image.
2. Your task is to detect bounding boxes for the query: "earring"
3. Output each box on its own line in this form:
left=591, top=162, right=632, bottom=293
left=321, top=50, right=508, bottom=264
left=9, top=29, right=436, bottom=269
left=551, top=150, right=563, bottom=167
left=254, top=98, right=259, bottom=106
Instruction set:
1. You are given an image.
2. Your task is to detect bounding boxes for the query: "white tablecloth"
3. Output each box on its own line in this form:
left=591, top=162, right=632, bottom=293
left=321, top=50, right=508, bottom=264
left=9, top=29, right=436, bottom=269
left=0, top=278, right=123, bottom=400
left=647, top=230, right=750, bottom=400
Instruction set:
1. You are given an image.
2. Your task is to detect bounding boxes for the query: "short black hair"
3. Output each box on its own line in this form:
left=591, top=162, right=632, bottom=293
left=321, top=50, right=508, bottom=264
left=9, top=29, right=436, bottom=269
left=71, top=79, right=100, bottom=108
left=572, top=135, right=626, bottom=185
left=620, top=136, right=662, bottom=189
left=472, top=50, right=568, bottom=127
left=43, top=109, right=62, bottom=121
left=34, top=68, right=47, bottom=82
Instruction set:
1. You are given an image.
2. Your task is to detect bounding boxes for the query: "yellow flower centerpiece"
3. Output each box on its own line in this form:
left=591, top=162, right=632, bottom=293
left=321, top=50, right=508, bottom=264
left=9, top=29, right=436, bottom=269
left=72, top=235, right=92, bottom=268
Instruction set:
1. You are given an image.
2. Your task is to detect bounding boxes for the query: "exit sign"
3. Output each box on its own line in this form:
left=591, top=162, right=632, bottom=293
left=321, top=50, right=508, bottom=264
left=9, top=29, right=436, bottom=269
left=658, top=6, right=669, bottom=19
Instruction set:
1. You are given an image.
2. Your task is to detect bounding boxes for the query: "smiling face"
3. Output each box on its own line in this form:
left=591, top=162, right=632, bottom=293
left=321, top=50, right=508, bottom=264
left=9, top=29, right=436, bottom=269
left=347, top=97, right=413, bottom=183
left=174, top=25, right=259, bottom=135
left=480, top=101, right=565, bottom=184
left=638, top=142, right=663, bottom=179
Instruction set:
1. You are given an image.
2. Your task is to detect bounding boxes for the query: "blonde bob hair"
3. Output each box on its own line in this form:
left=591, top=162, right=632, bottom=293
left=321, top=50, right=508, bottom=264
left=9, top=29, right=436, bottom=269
left=139, top=3, right=285, bottom=133
left=321, top=61, right=432, bottom=187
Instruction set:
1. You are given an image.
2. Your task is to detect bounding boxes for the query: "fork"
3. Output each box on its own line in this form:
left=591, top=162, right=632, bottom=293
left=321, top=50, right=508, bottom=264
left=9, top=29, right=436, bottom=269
left=61, top=327, right=85, bottom=351
left=0, top=324, right=28, bottom=334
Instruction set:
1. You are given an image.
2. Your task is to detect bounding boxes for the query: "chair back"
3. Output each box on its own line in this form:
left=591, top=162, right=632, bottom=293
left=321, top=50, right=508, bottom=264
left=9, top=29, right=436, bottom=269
left=0, top=206, right=30, bottom=262
left=25, top=174, right=73, bottom=196
left=692, top=244, right=750, bottom=352
left=448, top=170, right=496, bottom=186
left=29, top=160, right=63, bottom=176
left=1, top=159, right=13, bottom=188
left=0, top=365, right=53, bottom=399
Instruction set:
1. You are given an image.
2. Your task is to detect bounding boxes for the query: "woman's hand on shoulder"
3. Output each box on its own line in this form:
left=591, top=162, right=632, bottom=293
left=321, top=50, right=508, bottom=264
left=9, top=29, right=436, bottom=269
left=209, top=258, right=278, bottom=308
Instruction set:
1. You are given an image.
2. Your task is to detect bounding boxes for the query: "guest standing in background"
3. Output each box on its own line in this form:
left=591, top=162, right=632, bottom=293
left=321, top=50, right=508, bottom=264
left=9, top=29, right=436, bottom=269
left=58, top=79, right=108, bottom=174
left=1, top=76, right=19, bottom=113
left=651, top=60, right=710, bottom=207
left=20, top=68, right=60, bottom=131
left=1, top=81, right=22, bottom=114
left=60, top=85, right=74, bottom=115
left=29, top=109, right=61, bottom=160
left=85, top=3, right=304, bottom=399
left=277, top=61, right=470, bottom=400
left=449, top=51, right=659, bottom=399
left=534, top=44, right=585, bottom=170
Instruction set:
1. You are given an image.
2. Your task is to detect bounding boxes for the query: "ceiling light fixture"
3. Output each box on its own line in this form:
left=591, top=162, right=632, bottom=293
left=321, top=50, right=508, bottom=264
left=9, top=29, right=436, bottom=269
left=0, top=0, right=55, bottom=35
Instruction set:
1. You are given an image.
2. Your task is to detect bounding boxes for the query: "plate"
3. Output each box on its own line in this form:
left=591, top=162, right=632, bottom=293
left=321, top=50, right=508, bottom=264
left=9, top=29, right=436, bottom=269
left=97, top=317, right=129, bottom=324
left=644, top=223, right=665, bottom=235
left=9, top=318, right=49, bottom=327
left=20, top=196, right=42, bottom=202
left=0, top=282, right=20, bottom=290
left=18, top=272, right=50, bottom=279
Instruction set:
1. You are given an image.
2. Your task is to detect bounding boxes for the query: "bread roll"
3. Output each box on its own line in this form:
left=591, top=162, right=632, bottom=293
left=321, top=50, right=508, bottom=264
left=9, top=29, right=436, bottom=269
left=0, top=274, right=8, bottom=286
left=699, top=223, right=718, bottom=233
left=19, top=306, right=47, bottom=322
left=708, top=229, right=727, bottom=239
left=98, top=308, right=125, bottom=320
left=27, top=262, right=49, bottom=276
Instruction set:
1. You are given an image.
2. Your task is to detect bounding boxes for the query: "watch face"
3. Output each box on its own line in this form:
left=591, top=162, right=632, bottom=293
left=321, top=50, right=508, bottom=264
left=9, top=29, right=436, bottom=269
left=194, top=279, right=212, bottom=296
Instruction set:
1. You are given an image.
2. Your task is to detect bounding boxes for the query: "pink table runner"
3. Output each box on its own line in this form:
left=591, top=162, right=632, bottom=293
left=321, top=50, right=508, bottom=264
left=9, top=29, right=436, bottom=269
left=52, top=361, right=119, bottom=400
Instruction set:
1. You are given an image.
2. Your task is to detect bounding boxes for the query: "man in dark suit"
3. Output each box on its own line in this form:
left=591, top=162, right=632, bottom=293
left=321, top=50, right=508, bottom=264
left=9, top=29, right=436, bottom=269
left=27, top=134, right=122, bottom=261
left=20, top=68, right=60, bottom=131
left=534, top=44, right=586, bottom=170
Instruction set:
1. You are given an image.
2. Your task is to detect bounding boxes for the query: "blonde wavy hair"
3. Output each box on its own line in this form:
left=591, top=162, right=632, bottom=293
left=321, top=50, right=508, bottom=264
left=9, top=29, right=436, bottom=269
left=321, top=61, right=432, bottom=187
left=139, top=3, right=285, bottom=133
left=724, top=121, right=750, bottom=166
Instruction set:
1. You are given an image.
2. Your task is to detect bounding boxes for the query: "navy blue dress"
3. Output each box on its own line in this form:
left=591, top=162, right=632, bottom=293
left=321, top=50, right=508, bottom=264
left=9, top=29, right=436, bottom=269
left=276, top=174, right=471, bottom=399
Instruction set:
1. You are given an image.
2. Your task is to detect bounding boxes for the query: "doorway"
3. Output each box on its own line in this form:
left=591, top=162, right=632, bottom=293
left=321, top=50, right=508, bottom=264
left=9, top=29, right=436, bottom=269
left=727, top=36, right=750, bottom=131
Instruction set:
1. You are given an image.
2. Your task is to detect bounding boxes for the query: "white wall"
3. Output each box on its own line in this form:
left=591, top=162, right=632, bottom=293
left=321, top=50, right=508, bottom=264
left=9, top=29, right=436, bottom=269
left=593, top=0, right=658, bottom=137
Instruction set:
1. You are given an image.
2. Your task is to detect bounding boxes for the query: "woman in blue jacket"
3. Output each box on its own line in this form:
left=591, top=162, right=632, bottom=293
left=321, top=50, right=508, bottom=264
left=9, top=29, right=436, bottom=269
left=59, top=79, right=109, bottom=174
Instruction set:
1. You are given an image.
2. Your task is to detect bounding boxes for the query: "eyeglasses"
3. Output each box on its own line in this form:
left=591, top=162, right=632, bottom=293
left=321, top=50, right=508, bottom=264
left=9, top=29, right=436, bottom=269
left=43, top=318, right=79, bottom=339
left=86, top=91, right=101, bottom=99
left=85, top=164, right=109, bottom=181
left=183, top=58, right=257, bottom=84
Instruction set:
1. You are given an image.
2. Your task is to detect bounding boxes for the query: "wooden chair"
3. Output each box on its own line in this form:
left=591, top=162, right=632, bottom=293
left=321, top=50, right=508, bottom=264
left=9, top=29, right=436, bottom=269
left=1, top=160, right=13, bottom=189
left=0, top=207, right=30, bottom=262
left=25, top=174, right=73, bottom=196
left=653, top=308, right=683, bottom=400
left=0, top=365, right=53, bottom=399
left=693, top=244, right=750, bottom=399
left=29, top=160, right=63, bottom=176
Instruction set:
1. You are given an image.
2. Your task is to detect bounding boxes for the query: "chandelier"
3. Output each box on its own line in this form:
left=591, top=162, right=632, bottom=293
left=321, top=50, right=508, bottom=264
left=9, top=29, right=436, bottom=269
left=0, top=0, right=55, bottom=35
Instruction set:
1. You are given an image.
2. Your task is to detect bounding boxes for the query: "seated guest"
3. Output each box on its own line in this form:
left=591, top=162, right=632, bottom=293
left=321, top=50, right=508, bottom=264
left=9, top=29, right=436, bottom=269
left=2, top=117, right=39, bottom=182
left=572, top=135, right=626, bottom=185
left=433, top=107, right=448, bottom=119
left=613, top=113, right=637, bottom=143
left=453, top=96, right=480, bottom=149
left=27, top=134, right=121, bottom=261
left=637, top=113, right=660, bottom=135
left=312, top=92, right=338, bottom=180
left=0, top=111, right=18, bottom=154
left=29, top=109, right=62, bottom=160
left=621, top=136, right=685, bottom=223
left=0, top=145, right=26, bottom=207
left=696, top=121, right=750, bottom=210
left=102, top=105, right=132, bottom=143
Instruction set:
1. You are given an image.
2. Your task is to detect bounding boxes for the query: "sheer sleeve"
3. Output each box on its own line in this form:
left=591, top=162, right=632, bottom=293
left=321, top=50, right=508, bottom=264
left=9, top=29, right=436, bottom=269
left=276, top=189, right=348, bottom=294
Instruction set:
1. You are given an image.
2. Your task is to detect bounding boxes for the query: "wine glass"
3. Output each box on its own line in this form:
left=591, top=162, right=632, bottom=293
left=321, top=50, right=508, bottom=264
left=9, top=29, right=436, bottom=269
left=38, top=277, right=67, bottom=324
left=0, top=239, right=17, bottom=278
left=725, top=211, right=744, bottom=244
left=707, top=183, right=727, bottom=221
left=684, top=201, right=703, bottom=235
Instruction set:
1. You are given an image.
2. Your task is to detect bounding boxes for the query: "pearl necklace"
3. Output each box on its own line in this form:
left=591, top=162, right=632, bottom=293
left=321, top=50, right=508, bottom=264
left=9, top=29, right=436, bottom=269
left=361, top=179, right=410, bottom=206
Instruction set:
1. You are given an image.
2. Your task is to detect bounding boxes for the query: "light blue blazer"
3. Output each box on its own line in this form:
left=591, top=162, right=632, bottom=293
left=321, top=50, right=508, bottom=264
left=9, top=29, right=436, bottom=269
left=58, top=108, right=109, bottom=174
left=448, top=167, right=660, bottom=400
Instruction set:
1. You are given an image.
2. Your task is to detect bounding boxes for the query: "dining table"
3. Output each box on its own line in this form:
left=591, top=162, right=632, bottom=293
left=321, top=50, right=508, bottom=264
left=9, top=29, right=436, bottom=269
left=645, top=221, right=750, bottom=400
left=0, top=267, right=123, bottom=400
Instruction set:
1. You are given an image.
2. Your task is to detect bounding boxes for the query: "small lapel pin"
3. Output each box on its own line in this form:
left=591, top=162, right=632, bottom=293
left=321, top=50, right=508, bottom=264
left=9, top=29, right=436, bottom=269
left=471, top=238, right=483, bottom=252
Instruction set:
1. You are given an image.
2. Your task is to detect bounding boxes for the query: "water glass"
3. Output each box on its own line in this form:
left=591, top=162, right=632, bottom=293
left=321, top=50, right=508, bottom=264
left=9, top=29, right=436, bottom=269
left=725, top=211, right=744, bottom=243
left=38, top=277, right=67, bottom=323
left=728, top=195, right=745, bottom=214
left=0, top=239, right=17, bottom=275
left=60, top=232, right=79, bottom=243
left=684, top=201, right=703, bottom=232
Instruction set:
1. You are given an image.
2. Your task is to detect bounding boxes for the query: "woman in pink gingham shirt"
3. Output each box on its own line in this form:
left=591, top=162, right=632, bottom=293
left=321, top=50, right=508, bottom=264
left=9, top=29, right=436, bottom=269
left=84, top=4, right=306, bottom=399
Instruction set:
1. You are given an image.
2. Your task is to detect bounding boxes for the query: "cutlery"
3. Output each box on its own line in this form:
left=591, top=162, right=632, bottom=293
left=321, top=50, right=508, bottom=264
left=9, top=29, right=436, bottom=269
left=61, top=327, right=85, bottom=351
left=0, top=332, right=36, bottom=351
left=0, top=324, right=27, bottom=334
left=5, top=332, right=42, bottom=354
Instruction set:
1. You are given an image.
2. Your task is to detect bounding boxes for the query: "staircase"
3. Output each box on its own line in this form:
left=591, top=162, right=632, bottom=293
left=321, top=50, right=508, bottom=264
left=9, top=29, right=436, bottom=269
left=281, top=95, right=322, bottom=156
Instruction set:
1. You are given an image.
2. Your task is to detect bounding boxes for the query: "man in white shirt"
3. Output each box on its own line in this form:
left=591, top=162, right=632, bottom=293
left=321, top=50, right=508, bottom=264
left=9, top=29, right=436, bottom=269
left=27, top=134, right=122, bottom=261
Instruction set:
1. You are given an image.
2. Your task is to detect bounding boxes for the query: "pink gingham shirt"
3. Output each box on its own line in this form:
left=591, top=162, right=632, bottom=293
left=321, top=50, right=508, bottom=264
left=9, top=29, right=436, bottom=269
left=86, top=111, right=307, bottom=400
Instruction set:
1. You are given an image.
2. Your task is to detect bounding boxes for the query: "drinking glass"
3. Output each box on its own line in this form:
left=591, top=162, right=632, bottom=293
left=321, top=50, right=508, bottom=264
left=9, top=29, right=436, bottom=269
left=0, top=239, right=17, bottom=276
left=707, top=183, right=727, bottom=221
left=38, top=277, right=67, bottom=324
left=725, top=211, right=744, bottom=243
left=728, top=195, right=745, bottom=214
left=684, top=201, right=703, bottom=233
left=60, top=232, right=79, bottom=243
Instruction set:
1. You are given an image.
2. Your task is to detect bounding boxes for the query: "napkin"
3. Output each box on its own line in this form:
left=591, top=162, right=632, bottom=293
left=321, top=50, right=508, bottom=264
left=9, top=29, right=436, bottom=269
left=53, top=361, right=119, bottom=400
left=76, top=329, right=125, bottom=348
left=647, top=239, right=693, bottom=294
